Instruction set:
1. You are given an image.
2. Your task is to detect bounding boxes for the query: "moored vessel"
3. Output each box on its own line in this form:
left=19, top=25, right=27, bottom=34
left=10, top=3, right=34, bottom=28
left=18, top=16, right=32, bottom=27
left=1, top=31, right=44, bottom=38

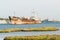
left=9, top=16, right=41, bottom=24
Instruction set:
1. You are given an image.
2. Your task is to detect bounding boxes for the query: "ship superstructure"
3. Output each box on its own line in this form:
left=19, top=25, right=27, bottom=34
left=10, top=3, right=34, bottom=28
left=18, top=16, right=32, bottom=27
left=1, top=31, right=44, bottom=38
left=9, top=16, right=41, bottom=24
left=0, top=10, right=41, bottom=24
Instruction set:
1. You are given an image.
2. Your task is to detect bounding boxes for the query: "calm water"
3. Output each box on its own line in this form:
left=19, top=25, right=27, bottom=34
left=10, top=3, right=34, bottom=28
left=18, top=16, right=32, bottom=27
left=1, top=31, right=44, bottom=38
left=0, top=22, right=60, bottom=40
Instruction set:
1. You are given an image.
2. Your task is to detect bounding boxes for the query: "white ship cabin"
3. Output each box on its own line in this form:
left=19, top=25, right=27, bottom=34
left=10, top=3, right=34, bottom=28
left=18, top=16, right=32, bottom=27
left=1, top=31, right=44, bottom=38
left=30, top=16, right=40, bottom=21
left=30, top=16, right=41, bottom=23
left=21, top=16, right=30, bottom=20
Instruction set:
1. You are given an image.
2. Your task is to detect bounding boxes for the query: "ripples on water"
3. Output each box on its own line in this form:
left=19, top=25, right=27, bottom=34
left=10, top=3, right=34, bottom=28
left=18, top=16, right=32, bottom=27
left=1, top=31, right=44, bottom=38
left=0, top=22, right=60, bottom=29
left=0, top=22, right=60, bottom=40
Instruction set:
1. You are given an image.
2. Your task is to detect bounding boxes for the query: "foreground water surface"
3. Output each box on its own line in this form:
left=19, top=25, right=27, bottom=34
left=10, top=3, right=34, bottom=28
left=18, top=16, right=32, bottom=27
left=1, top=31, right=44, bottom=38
left=0, top=22, right=60, bottom=40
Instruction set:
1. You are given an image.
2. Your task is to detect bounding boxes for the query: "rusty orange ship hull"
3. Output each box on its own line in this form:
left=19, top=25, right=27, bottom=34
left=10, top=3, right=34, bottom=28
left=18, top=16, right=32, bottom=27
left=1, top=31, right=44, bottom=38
left=11, top=19, right=41, bottom=24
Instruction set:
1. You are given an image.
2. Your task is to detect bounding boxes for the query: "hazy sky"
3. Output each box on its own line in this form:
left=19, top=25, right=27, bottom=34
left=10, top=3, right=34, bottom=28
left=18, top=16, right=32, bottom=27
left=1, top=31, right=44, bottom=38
left=0, top=0, right=60, bottom=20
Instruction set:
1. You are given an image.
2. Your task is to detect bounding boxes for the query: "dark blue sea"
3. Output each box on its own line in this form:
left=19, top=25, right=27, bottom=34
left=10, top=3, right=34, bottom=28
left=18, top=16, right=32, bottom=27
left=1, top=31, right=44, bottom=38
left=0, top=22, right=60, bottom=40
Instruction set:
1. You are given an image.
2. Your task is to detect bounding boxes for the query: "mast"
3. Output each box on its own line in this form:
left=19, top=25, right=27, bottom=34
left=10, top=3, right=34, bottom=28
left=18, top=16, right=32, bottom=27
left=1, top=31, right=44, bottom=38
left=14, top=11, right=15, bottom=16
left=32, top=9, right=39, bottom=18
left=32, top=9, right=36, bottom=17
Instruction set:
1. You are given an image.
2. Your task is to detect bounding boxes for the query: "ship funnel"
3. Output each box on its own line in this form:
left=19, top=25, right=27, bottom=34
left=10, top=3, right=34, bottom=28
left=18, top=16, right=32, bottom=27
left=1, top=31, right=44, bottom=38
left=9, top=16, right=11, bottom=21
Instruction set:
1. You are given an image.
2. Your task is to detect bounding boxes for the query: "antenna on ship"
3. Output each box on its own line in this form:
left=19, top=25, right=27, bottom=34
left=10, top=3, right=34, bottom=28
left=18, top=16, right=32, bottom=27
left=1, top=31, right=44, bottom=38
left=32, top=9, right=41, bottom=21
left=14, top=11, right=15, bottom=16
left=32, top=9, right=36, bottom=17
left=32, top=9, right=39, bottom=18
